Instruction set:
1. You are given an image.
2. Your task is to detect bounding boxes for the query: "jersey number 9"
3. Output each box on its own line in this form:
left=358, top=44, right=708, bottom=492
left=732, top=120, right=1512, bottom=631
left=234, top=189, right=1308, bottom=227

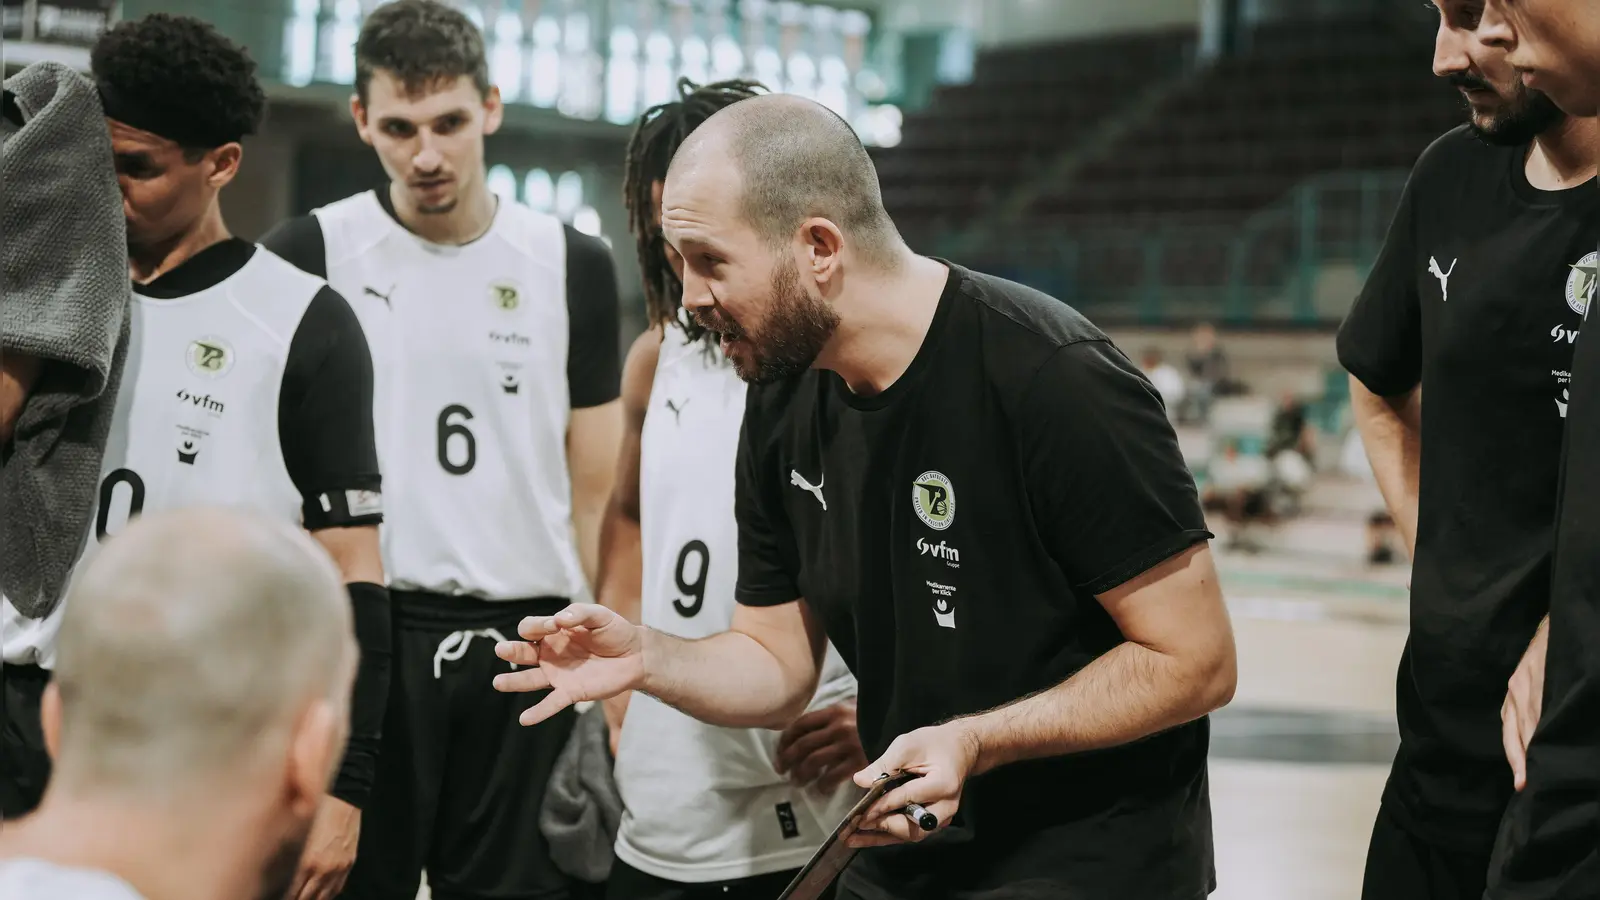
left=673, top=540, right=710, bottom=617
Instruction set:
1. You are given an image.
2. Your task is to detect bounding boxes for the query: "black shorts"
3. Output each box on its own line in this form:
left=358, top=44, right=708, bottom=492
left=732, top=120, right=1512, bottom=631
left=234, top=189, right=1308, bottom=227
left=341, top=591, right=578, bottom=900
left=1361, top=800, right=1494, bottom=900
left=605, top=859, right=814, bottom=900
left=0, top=663, right=51, bottom=819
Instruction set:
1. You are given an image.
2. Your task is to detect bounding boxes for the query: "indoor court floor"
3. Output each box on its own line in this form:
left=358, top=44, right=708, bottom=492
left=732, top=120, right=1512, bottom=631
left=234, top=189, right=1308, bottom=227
left=1209, top=540, right=1406, bottom=900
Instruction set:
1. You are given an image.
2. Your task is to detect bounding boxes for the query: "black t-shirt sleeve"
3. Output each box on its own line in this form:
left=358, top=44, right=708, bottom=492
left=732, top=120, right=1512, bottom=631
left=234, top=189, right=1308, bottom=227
left=734, top=405, right=802, bottom=606
left=279, top=286, right=383, bottom=529
left=1336, top=174, right=1422, bottom=397
left=261, top=215, right=328, bottom=280
left=1018, top=340, right=1212, bottom=596
left=565, top=225, right=622, bottom=409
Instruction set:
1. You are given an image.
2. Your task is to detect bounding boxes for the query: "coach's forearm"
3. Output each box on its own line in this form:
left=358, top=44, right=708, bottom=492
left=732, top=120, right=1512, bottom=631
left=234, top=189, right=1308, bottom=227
left=958, top=638, right=1235, bottom=777
left=1350, top=376, right=1421, bottom=557
left=638, top=628, right=815, bottom=730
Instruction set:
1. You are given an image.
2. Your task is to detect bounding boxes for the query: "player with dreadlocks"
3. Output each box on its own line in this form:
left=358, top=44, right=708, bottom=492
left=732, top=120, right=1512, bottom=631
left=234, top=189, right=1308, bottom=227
left=623, top=77, right=764, bottom=345
left=594, top=77, right=866, bottom=900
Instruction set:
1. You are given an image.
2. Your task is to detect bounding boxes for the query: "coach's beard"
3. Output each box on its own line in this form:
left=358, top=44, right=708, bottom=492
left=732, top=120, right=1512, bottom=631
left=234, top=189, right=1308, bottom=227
left=693, top=255, right=839, bottom=385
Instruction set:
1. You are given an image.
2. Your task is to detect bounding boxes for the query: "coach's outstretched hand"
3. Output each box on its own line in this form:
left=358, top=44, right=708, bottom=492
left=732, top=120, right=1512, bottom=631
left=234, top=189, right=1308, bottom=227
left=493, top=603, right=645, bottom=726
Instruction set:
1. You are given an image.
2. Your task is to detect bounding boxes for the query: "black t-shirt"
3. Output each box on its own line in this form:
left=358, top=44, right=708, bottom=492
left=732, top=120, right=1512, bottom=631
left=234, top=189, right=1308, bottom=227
left=1337, top=126, right=1598, bottom=847
left=1487, top=264, right=1600, bottom=895
left=260, top=191, right=622, bottom=409
left=736, top=264, right=1215, bottom=899
left=136, top=238, right=382, bottom=528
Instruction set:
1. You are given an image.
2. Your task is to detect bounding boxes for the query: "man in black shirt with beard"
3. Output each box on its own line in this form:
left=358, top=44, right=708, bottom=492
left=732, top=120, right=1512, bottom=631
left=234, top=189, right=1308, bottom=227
left=1470, top=2, right=1600, bottom=898
left=1338, top=3, right=1597, bottom=899
left=496, top=93, right=1238, bottom=900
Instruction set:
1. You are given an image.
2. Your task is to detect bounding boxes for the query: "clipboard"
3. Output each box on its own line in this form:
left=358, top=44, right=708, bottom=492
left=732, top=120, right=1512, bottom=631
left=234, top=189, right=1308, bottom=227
left=775, top=772, right=915, bottom=900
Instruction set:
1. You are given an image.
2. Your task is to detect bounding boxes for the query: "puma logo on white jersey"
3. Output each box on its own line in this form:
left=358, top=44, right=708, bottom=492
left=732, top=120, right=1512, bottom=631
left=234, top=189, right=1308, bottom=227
left=790, top=469, right=826, bottom=510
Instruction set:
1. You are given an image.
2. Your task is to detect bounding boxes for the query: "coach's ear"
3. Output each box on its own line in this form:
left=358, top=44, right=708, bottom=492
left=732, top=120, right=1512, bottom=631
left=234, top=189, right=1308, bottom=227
left=800, top=217, right=845, bottom=290
left=40, top=682, right=62, bottom=761
left=285, top=697, right=344, bottom=818
left=350, top=93, right=373, bottom=146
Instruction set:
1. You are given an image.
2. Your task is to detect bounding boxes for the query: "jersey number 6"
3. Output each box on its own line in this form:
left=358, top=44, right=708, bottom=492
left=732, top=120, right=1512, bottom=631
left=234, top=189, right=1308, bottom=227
left=673, top=540, right=710, bottom=617
left=437, top=405, right=477, bottom=475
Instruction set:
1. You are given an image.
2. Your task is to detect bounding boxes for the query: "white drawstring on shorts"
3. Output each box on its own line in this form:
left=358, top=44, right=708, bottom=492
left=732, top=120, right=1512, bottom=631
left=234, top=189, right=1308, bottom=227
left=432, top=628, right=519, bottom=680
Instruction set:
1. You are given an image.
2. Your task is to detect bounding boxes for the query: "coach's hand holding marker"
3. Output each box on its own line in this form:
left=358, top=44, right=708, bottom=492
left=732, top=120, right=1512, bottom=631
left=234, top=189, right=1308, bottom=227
left=845, top=722, right=981, bottom=849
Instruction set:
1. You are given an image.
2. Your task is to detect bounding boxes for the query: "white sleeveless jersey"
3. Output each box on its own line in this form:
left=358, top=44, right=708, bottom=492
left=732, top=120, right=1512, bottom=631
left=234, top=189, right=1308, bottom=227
left=613, top=330, right=861, bottom=882
left=313, top=193, right=587, bottom=602
left=1, top=250, right=315, bottom=666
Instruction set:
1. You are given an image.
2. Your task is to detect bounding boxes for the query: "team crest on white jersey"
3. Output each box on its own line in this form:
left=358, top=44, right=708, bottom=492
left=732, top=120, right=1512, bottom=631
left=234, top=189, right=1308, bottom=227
left=186, top=336, right=233, bottom=378
left=1567, top=251, right=1597, bottom=318
left=490, top=280, right=521, bottom=311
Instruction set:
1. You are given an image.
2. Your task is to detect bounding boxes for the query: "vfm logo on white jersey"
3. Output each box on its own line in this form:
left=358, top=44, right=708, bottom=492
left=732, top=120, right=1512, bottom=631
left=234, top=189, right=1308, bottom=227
left=1429, top=257, right=1457, bottom=303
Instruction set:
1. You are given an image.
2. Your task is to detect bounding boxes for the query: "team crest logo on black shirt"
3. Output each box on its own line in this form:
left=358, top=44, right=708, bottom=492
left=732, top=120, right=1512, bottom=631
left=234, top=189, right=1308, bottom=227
left=913, top=471, right=956, bottom=531
left=1568, top=251, right=1597, bottom=318
left=490, top=280, right=521, bottom=312
left=186, top=336, right=233, bottom=378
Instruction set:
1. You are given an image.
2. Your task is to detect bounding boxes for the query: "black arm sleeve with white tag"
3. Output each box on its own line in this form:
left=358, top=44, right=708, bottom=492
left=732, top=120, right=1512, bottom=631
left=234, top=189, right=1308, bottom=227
left=261, top=214, right=328, bottom=279
left=564, top=225, right=622, bottom=409
left=279, top=286, right=382, bottom=529
left=1336, top=173, right=1423, bottom=398
left=1017, top=340, right=1213, bottom=597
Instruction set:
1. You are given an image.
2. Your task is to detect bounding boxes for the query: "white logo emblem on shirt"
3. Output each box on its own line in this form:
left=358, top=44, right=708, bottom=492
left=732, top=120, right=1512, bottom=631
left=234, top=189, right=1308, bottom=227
left=1558, top=388, right=1570, bottom=418
left=927, top=581, right=957, bottom=629
left=1428, top=257, right=1457, bottom=303
left=1566, top=251, right=1597, bottom=317
left=790, top=470, right=826, bottom=510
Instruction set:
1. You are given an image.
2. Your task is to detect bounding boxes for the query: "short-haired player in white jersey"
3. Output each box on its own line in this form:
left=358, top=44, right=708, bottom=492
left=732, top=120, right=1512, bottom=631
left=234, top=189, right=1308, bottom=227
left=593, top=77, right=866, bottom=900
left=0, top=13, right=391, bottom=900
left=259, top=2, right=624, bottom=898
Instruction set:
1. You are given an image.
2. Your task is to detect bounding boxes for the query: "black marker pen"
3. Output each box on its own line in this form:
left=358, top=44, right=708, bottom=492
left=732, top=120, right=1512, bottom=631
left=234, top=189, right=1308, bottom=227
left=902, top=802, right=937, bottom=831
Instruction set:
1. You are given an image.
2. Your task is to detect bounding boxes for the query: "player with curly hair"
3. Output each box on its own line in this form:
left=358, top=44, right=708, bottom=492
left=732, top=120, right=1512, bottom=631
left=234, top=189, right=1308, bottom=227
left=0, top=15, right=392, bottom=900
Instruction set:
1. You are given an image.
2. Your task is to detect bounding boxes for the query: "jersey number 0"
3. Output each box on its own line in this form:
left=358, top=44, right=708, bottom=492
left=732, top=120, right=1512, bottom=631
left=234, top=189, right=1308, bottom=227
left=96, top=468, right=146, bottom=540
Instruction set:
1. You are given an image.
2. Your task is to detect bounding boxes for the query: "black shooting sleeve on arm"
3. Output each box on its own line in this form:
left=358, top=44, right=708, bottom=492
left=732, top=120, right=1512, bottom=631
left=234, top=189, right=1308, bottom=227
left=333, top=581, right=391, bottom=807
left=280, top=286, right=389, bottom=807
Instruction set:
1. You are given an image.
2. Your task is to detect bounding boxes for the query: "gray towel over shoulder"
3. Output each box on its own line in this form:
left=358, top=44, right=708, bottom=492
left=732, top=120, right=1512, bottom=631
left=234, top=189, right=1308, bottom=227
left=1, top=61, right=132, bottom=618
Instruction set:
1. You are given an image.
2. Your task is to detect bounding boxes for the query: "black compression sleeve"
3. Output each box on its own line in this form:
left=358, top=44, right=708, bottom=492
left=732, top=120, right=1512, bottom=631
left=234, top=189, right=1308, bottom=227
left=330, top=581, right=391, bottom=809
left=564, top=225, right=622, bottom=409
left=261, top=214, right=329, bottom=279
left=280, top=287, right=383, bottom=528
